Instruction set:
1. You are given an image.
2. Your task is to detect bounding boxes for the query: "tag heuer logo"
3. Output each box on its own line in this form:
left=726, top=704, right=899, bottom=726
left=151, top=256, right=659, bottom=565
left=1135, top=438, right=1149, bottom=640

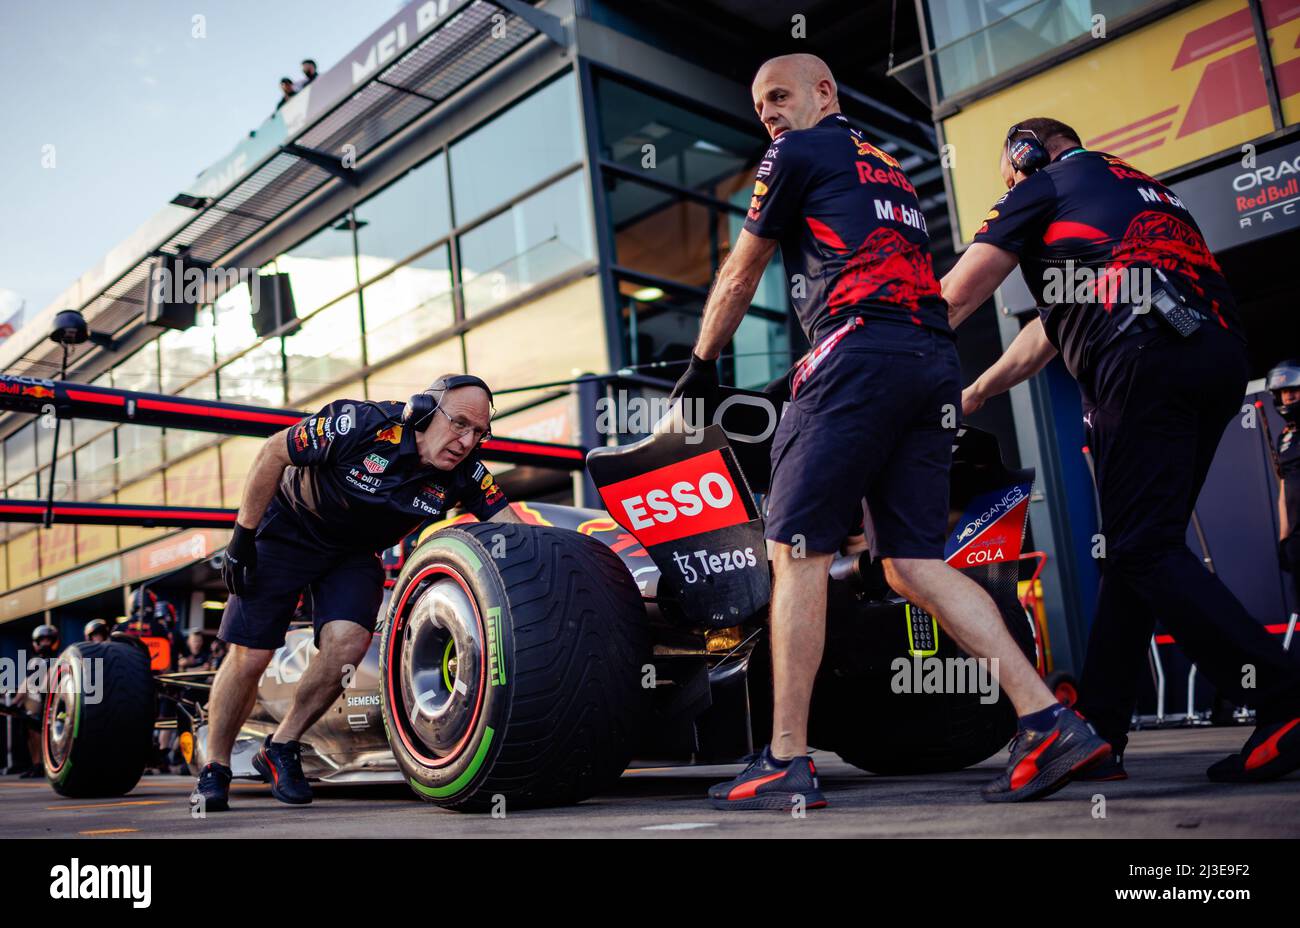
left=363, top=453, right=389, bottom=474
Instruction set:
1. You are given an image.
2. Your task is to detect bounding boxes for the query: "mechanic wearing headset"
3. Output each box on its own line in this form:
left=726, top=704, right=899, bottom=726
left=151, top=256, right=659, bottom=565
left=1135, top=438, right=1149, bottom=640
left=1268, top=361, right=1300, bottom=609
left=671, top=55, right=1106, bottom=810
left=190, top=375, right=521, bottom=811
left=943, top=118, right=1300, bottom=784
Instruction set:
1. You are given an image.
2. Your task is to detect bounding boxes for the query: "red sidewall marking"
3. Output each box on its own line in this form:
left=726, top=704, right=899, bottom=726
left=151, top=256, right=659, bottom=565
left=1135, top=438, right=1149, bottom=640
left=386, top=563, right=488, bottom=769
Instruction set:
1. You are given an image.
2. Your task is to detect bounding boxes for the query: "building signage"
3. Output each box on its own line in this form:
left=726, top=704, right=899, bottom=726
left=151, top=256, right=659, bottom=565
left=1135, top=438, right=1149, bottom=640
left=1171, top=136, right=1300, bottom=251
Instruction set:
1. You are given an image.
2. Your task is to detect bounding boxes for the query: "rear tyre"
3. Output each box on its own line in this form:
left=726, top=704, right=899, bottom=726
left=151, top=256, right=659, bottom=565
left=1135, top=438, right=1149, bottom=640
left=812, top=562, right=1036, bottom=775
left=380, top=523, right=650, bottom=811
left=44, top=641, right=156, bottom=798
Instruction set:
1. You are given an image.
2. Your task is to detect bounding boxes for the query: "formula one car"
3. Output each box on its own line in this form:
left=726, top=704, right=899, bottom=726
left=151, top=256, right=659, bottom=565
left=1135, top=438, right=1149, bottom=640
left=42, top=384, right=1038, bottom=810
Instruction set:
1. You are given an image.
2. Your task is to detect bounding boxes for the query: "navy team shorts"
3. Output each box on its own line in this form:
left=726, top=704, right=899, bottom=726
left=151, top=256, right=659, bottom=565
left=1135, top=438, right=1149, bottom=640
left=765, top=318, right=960, bottom=557
left=218, top=502, right=384, bottom=651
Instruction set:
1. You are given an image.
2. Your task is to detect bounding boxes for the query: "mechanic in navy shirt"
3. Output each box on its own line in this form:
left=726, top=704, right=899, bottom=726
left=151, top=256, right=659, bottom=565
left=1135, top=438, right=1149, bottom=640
left=671, top=56, right=1102, bottom=810
left=943, top=117, right=1300, bottom=784
left=1268, top=361, right=1300, bottom=611
left=192, top=374, right=521, bottom=810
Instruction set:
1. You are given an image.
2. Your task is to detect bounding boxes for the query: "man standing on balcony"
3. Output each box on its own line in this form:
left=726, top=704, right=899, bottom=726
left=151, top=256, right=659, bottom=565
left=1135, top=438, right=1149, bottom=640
left=190, top=375, right=521, bottom=811
left=670, top=55, right=1106, bottom=810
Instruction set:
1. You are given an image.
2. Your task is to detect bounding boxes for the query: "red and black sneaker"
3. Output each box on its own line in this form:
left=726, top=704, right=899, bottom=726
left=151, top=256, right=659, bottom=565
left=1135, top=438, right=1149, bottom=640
left=708, top=745, right=827, bottom=811
left=251, top=735, right=313, bottom=804
left=982, top=710, right=1110, bottom=802
left=1207, top=717, right=1300, bottom=783
left=1075, top=751, right=1127, bottom=781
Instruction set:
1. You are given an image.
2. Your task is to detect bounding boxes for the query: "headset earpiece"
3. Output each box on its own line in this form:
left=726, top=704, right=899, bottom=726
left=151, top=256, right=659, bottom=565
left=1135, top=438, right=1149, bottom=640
left=1006, top=125, right=1049, bottom=175
left=405, top=374, right=494, bottom=432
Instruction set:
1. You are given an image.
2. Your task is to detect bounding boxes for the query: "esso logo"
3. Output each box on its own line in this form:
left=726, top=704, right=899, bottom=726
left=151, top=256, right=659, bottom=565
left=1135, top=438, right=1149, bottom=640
left=599, top=449, right=751, bottom=547
left=623, top=473, right=734, bottom=530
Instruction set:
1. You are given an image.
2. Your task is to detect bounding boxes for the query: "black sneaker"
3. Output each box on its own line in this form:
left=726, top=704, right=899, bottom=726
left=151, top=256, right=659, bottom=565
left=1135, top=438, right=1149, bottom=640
left=1075, top=751, right=1127, bottom=781
left=252, top=735, right=312, bottom=804
left=189, top=762, right=232, bottom=812
left=1207, top=717, right=1300, bottom=783
left=708, top=745, right=827, bottom=811
left=982, top=710, right=1110, bottom=802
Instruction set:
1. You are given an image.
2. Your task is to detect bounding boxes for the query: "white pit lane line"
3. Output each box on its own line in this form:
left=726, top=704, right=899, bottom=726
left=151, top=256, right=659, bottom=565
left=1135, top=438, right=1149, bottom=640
left=640, top=823, right=718, bottom=831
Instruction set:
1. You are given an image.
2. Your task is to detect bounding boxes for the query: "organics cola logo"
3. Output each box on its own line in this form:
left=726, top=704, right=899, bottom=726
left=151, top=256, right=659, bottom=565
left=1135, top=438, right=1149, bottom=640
left=957, top=484, right=1028, bottom=543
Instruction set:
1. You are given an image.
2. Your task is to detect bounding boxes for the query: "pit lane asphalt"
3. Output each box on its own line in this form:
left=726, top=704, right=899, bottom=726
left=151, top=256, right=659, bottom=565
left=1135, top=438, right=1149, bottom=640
left=4, top=727, right=1297, bottom=838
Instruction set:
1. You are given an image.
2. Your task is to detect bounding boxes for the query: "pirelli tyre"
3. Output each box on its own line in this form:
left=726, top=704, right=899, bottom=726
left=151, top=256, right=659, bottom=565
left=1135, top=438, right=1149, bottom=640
left=380, top=522, right=650, bottom=811
left=810, top=561, right=1037, bottom=775
left=44, top=640, right=157, bottom=798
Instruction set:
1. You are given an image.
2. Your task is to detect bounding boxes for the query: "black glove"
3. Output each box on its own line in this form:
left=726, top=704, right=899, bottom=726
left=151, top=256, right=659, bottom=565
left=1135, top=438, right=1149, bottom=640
left=668, top=353, right=719, bottom=406
left=1281, top=540, right=1294, bottom=574
left=223, top=522, right=259, bottom=596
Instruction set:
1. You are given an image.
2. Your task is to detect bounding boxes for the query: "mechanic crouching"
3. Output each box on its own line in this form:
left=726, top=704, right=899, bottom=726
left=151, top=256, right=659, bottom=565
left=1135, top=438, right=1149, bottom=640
left=942, top=117, right=1300, bottom=782
left=191, top=375, right=522, bottom=811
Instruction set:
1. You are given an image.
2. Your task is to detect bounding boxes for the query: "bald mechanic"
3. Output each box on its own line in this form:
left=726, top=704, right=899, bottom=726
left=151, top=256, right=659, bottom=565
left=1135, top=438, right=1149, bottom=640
left=190, top=375, right=522, bottom=811
left=670, top=55, right=1108, bottom=811
left=943, top=118, right=1300, bottom=783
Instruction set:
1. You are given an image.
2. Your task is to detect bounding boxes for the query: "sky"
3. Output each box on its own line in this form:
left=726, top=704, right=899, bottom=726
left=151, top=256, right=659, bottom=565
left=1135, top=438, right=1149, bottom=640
left=0, top=0, right=408, bottom=326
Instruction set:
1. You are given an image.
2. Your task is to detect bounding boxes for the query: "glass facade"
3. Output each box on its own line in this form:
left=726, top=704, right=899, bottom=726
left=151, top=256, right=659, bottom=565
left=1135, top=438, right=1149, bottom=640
left=449, top=73, right=583, bottom=223
left=0, top=63, right=803, bottom=590
left=595, top=74, right=795, bottom=387
left=924, top=0, right=1163, bottom=99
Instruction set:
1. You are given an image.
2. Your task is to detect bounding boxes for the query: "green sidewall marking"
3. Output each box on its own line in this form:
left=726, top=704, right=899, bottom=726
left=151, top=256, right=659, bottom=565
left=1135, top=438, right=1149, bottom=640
left=408, top=725, right=495, bottom=799
left=442, top=638, right=454, bottom=692
left=431, top=536, right=482, bottom=572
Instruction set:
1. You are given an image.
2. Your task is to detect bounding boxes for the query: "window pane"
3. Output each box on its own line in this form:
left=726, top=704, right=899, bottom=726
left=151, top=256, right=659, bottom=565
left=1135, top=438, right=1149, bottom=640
left=596, top=77, right=765, bottom=199
left=618, top=280, right=789, bottom=390
left=74, top=432, right=116, bottom=501
left=355, top=154, right=451, bottom=283
left=459, top=172, right=594, bottom=317
left=213, top=281, right=260, bottom=362
left=115, top=343, right=160, bottom=393
left=273, top=218, right=358, bottom=315
left=118, top=425, right=164, bottom=484
left=925, top=0, right=1163, bottom=98
left=36, top=428, right=75, bottom=499
left=450, top=73, right=582, bottom=223
left=160, top=305, right=216, bottom=393
left=363, top=246, right=455, bottom=366
left=219, top=339, right=285, bottom=409
left=608, top=175, right=719, bottom=289
left=283, top=296, right=363, bottom=404
left=165, top=376, right=218, bottom=461
left=5, top=422, right=36, bottom=486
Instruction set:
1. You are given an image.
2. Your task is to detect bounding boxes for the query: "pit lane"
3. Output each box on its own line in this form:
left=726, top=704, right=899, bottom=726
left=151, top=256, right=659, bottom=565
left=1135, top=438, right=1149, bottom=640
left=3, top=727, right=1297, bottom=838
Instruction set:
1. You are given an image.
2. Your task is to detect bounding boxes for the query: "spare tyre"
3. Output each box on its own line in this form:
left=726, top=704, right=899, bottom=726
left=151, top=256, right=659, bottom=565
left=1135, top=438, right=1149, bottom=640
left=380, top=522, right=650, bottom=811
left=45, top=640, right=156, bottom=798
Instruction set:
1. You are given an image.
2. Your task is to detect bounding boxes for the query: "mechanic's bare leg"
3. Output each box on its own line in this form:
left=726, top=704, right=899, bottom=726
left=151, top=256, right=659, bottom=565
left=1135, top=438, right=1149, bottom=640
left=273, top=621, right=372, bottom=743
left=769, top=542, right=835, bottom=759
left=883, top=557, right=1055, bottom=715
left=206, top=643, right=274, bottom=766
